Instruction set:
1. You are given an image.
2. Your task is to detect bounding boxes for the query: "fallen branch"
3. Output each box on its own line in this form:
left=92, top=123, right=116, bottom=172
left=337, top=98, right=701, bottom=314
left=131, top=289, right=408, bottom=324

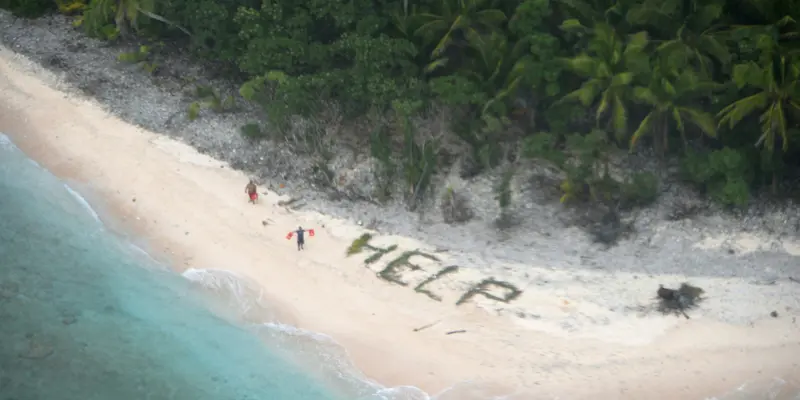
left=137, top=8, right=192, bottom=36
left=412, top=320, right=440, bottom=332
left=277, top=197, right=302, bottom=207
left=445, top=330, right=466, bottom=335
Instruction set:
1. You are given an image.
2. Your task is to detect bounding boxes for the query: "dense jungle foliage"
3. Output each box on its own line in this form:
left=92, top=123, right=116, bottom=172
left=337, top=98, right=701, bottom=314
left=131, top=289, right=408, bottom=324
left=4, top=0, right=800, bottom=210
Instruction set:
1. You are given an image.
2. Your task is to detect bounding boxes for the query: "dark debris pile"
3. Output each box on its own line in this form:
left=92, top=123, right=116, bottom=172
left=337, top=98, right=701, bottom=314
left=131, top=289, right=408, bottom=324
left=656, top=283, right=705, bottom=319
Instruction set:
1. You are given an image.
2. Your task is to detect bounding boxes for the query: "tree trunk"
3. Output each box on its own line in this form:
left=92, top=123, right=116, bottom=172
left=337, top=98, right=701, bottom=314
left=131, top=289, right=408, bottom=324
left=662, top=115, right=669, bottom=156
left=772, top=172, right=778, bottom=194
left=679, top=112, right=688, bottom=152
left=115, top=0, right=130, bottom=38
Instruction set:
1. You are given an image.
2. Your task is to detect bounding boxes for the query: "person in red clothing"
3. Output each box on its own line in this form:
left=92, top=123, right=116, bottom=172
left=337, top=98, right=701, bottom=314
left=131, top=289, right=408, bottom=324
left=244, top=179, right=258, bottom=204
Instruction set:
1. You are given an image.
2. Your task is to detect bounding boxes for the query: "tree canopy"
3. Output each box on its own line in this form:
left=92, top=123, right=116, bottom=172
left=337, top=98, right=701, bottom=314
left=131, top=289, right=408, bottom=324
left=6, top=0, right=800, bottom=209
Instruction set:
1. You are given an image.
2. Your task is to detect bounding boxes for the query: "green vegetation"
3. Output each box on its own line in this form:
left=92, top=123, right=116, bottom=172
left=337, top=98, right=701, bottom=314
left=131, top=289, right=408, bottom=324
left=455, top=277, right=522, bottom=306
left=377, top=250, right=439, bottom=286
left=346, top=233, right=373, bottom=256
left=117, top=44, right=159, bottom=74
left=1, top=0, right=55, bottom=18
left=187, top=85, right=236, bottom=121
left=414, top=265, right=460, bottom=301
left=240, top=122, right=264, bottom=140
left=346, top=233, right=399, bottom=264
left=440, top=186, right=474, bottom=224
left=7, top=0, right=800, bottom=210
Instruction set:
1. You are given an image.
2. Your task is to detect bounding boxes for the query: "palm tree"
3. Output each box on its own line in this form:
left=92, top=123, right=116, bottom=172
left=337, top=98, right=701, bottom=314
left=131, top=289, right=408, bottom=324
left=559, top=22, right=650, bottom=140
left=627, top=0, right=730, bottom=78
left=391, top=0, right=420, bottom=40
left=557, top=0, right=636, bottom=32
left=629, top=68, right=719, bottom=154
left=717, top=56, right=800, bottom=191
left=414, top=0, right=507, bottom=73
left=461, top=31, right=529, bottom=117
left=84, top=0, right=189, bottom=38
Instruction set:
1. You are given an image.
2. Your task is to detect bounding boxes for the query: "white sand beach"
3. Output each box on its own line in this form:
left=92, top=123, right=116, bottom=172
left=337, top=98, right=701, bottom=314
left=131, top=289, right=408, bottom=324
left=2, top=44, right=799, bottom=399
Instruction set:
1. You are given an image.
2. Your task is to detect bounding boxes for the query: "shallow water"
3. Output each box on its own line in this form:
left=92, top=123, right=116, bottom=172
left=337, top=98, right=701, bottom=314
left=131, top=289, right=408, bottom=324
left=0, top=133, right=385, bottom=400
left=0, top=133, right=795, bottom=400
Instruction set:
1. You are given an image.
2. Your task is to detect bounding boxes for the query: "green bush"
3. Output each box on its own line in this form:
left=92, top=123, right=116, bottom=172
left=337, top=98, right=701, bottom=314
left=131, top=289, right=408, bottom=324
left=400, top=117, right=438, bottom=209
left=682, top=147, right=752, bottom=207
left=369, top=124, right=395, bottom=201
left=240, top=123, right=265, bottom=140
left=55, top=0, right=800, bottom=211
left=620, top=172, right=659, bottom=207
left=0, top=0, right=55, bottom=18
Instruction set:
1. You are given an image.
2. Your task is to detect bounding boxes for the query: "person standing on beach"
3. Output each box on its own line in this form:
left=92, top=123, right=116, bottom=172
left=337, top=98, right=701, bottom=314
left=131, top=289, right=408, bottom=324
left=294, top=226, right=306, bottom=251
left=244, top=179, right=258, bottom=204
left=286, top=226, right=314, bottom=251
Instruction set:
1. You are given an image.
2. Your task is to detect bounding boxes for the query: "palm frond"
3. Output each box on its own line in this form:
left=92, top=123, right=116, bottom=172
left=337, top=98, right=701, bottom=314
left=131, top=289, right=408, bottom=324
left=630, top=111, right=656, bottom=149
left=424, top=58, right=450, bottom=74
left=563, top=80, right=602, bottom=106
left=758, top=102, right=789, bottom=151
left=632, top=86, right=659, bottom=105
left=680, top=107, right=717, bottom=138
left=611, top=94, right=628, bottom=139
left=690, top=4, right=723, bottom=30
left=626, top=31, right=649, bottom=51
left=696, top=35, right=730, bottom=65
left=717, top=92, right=769, bottom=129
left=610, top=71, right=634, bottom=86
left=474, top=9, right=507, bottom=25
left=414, top=19, right=448, bottom=41
left=564, top=54, right=598, bottom=77
left=671, top=107, right=685, bottom=134
left=560, top=18, right=590, bottom=34
left=596, top=88, right=612, bottom=122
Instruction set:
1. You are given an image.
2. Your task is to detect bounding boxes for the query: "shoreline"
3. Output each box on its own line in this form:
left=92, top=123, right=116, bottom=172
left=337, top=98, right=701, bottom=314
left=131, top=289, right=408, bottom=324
left=2, top=42, right=800, bottom=400
left=4, top=13, right=799, bottom=280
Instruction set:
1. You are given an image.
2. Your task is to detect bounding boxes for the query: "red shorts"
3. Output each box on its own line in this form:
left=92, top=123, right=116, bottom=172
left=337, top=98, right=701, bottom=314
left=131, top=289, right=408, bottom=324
left=249, top=192, right=258, bottom=201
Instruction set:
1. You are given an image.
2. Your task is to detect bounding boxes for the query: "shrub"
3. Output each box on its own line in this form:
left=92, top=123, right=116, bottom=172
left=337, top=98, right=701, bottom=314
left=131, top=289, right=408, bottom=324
left=55, top=0, right=85, bottom=15
left=682, top=147, right=752, bottom=207
left=620, top=172, right=659, bottom=208
left=0, top=0, right=55, bottom=18
left=370, top=124, right=394, bottom=202
left=494, top=167, right=516, bottom=229
left=240, top=123, right=265, bottom=140
left=440, top=187, right=474, bottom=224
left=398, top=116, right=437, bottom=210
left=187, top=85, right=236, bottom=121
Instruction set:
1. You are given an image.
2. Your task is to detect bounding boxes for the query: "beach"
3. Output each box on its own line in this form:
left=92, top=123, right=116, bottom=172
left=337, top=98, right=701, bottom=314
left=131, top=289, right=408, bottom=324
left=2, top=37, right=800, bottom=400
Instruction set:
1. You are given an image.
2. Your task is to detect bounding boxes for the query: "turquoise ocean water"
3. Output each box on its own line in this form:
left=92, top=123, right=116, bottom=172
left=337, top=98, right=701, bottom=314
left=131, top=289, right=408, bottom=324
left=1, top=132, right=797, bottom=400
left=0, top=133, right=433, bottom=400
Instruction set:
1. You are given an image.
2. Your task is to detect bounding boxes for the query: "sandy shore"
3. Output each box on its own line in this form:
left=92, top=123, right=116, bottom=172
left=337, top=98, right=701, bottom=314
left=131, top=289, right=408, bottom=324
left=2, top=45, right=800, bottom=399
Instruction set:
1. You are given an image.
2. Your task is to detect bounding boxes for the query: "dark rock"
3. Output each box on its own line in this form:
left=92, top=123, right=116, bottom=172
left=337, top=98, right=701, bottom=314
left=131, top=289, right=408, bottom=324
left=459, top=155, right=483, bottom=180
left=666, top=200, right=705, bottom=221
left=590, top=208, right=635, bottom=248
left=46, top=54, right=67, bottom=69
